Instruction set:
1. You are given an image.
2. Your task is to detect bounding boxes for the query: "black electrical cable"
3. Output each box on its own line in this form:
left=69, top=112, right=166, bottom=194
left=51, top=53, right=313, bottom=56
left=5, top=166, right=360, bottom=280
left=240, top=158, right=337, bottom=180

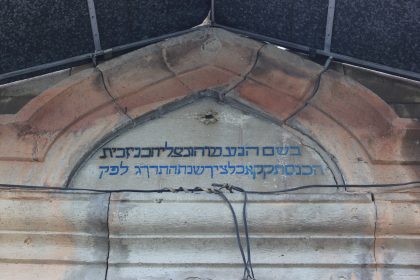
left=212, top=181, right=420, bottom=195
left=216, top=190, right=254, bottom=279
left=1, top=181, right=419, bottom=194
left=212, top=181, right=420, bottom=278
left=242, top=191, right=255, bottom=279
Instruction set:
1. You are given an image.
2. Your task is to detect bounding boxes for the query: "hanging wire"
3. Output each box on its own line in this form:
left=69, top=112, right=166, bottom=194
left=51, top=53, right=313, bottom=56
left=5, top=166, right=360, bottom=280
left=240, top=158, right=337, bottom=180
left=216, top=190, right=254, bottom=279
left=242, top=190, right=255, bottom=279
left=242, top=192, right=255, bottom=279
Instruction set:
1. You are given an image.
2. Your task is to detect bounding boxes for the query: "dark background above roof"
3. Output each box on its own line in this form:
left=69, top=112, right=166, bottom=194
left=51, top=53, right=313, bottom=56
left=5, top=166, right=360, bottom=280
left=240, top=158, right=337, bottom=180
left=95, top=0, right=210, bottom=50
left=1, top=0, right=420, bottom=83
left=0, top=0, right=93, bottom=74
left=0, top=0, right=211, bottom=82
left=332, top=0, right=420, bottom=74
left=214, top=0, right=329, bottom=50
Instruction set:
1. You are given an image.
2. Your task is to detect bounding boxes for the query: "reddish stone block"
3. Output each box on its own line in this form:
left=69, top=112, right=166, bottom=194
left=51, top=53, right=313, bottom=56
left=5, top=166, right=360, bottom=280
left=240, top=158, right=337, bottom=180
left=0, top=69, right=120, bottom=162
left=115, top=77, right=191, bottom=120
left=309, top=70, right=420, bottom=163
left=161, top=28, right=263, bottom=76
left=231, top=79, right=304, bottom=121
left=176, top=66, right=243, bottom=93
left=289, top=105, right=419, bottom=184
left=248, top=44, right=322, bottom=101
left=98, top=44, right=174, bottom=99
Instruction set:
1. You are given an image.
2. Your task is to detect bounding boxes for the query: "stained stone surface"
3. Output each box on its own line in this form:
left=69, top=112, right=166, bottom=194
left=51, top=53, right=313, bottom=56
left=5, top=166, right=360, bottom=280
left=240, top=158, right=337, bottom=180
left=71, top=98, right=337, bottom=190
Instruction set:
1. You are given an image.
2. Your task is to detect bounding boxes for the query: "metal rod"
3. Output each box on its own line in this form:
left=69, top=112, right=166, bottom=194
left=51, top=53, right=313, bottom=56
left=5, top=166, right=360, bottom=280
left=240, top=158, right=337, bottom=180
left=86, top=0, right=102, bottom=52
left=211, top=0, right=215, bottom=24
left=319, top=50, right=420, bottom=80
left=0, top=53, right=93, bottom=84
left=324, top=0, right=336, bottom=52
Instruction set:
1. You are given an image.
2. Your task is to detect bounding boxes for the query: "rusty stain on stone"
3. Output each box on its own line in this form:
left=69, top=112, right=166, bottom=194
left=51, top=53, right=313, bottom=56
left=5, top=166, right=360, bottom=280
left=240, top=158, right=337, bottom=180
left=199, top=110, right=218, bottom=125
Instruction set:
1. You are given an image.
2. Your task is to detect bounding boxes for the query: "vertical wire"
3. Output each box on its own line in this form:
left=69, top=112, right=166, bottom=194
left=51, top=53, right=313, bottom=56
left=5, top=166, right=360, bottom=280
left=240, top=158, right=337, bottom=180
left=242, top=191, right=255, bottom=278
left=217, top=191, right=252, bottom=278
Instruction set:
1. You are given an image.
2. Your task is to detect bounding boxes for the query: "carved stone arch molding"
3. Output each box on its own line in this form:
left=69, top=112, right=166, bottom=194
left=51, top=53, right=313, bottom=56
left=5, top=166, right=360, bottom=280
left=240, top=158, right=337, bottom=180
left=0, top=28, right=418, bottom=187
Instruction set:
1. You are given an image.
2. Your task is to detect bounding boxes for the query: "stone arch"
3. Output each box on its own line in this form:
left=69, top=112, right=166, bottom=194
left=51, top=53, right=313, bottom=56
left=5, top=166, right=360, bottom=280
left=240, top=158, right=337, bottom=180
left=0, top=28, right=418, bottom=187
left=66, top=94, right=345, bottom=189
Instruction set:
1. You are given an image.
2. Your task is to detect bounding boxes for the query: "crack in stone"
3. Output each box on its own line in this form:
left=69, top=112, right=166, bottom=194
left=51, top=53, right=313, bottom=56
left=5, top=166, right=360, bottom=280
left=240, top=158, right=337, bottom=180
left=220, top=43, right=267, bottom=99
left=104, top=193, right=111, bottom=280
left=97, top=67, right=134, bottom=124
left=284, top=57, right=333, bottom=123
left=161, top=38, right=266, bottom=104
left=161, top=46, right=196, bottom=95
left=300, top=141, right=341, bottom=186
left=371, top=193, right=379, bottom=278
left=285, top=122, right=346, bottom=185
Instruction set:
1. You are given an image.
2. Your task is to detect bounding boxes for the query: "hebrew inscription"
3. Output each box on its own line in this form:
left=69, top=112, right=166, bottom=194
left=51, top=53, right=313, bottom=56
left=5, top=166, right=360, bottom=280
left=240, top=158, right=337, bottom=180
left=98, top=143, right=302, bottom=159
left=97, top=143, right=324, bottom=180
left=71, top=99, right=336, bottom=190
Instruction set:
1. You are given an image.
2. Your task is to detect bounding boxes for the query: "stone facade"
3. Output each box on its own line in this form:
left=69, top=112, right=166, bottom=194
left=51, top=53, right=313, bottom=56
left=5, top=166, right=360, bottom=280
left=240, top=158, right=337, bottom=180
left=0, top=28, right=419, bottom=279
